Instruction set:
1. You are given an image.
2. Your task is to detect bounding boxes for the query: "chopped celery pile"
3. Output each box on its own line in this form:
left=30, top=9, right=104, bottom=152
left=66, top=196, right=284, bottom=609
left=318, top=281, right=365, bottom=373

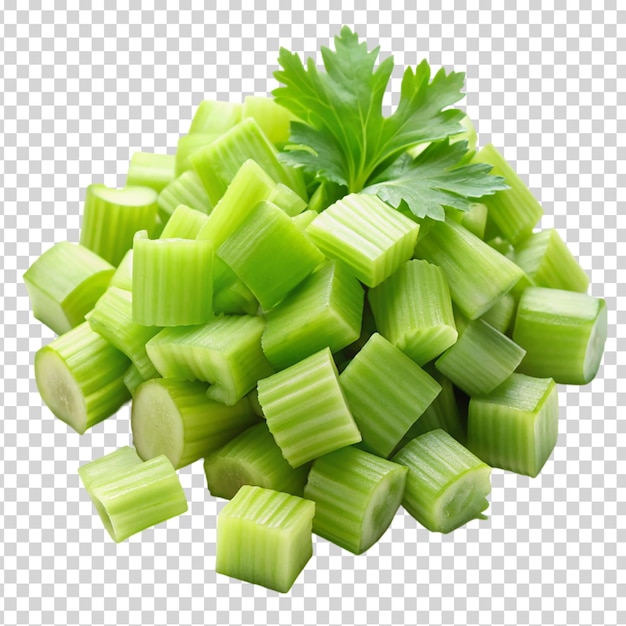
left=24, top=28, right=606, bottom=593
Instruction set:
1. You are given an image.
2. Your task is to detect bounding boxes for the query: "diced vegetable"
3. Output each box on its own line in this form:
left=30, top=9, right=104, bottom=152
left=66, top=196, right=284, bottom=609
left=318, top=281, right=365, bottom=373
left=157, top=170, right=213, bottom=220
left=126, top=152, right=176, bottom=193
left=187, top=99, right=242, bottom=135
left=159, top=203, right=210, bottom=239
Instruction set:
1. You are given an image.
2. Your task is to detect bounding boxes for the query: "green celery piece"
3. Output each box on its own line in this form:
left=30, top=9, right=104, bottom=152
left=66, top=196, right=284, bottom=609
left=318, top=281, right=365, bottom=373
left=258, top=347, right=362, bottom=468
left=480, top=292, right=516, bottom=335
left=126, top=152, right=176, bottom=193
left=204, top=422, right=310, bottom=499
left=242, top=95, right=296, bottom=146
left=447, top=202, right=488, bottom=239
left=414, top=218, right=524, bottom=320
left=188, top=99, right=242, bottom=135
left=514, top=229, right=590, bottom=293
left=190, top=117, right=307, bottom=205
left=268, top=183, right=308, bottom=216
left=212, top=277, right=259, bottom=316
left=393, top=429, right=492, bottom=533
left=486, top=235, right=515, bottom=258
left=216, top=485, right=315, bottom=593
left=123, top=363, right=152, bottom=398
left=339, top=333, right=442, bottom=458
left=307, top=180, right=346, bottom=213
left=80, top=184, right=158, bottom=267
left=368, top=259, right=458, bottom=365
left=304, top=446, right=407, bottom=554
left=131, top=378, right=257, bottom=469
left=109, top=249, right=133, bottom=292
left=78, top=446, right=143, bottom=492
left=175, top=133, right=221, bottom=176
left=132, top=234, right=214, bottom=327
left=291, top=209, right=318, bottom=232
left=467, top=373, right=559, bottom=477
left=435, top=318, right=526, bottom=397
left=157, top=170, right=213, bottom=221
left=305, top=192, right=420, bottom=288
left=159, top=204, right=210, bottom=239
left=87, top=454, right=188, bottom=542
left=262, top=260, right=364, bottom=370
left=86, top=286, right=160, bottom=379
left=34, top=322, right=130, bottom=434
left=146, top=315, right=274, bottom=406
left=24, top=241, right=114, bottom=335
left=513, top=287, right=607, bottom=384
left=472, top=144, right=543, bottom=244
left=218, top=200, right=324, bottom=311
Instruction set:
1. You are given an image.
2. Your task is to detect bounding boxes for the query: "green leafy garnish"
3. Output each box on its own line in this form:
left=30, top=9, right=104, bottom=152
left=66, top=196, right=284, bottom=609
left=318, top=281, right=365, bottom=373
left=273, top=26, right=507, bottom=220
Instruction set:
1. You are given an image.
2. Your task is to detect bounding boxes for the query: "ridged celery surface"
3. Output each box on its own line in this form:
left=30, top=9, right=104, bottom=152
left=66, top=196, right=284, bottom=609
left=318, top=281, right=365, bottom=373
left=368, top=259, right=457, bottom=365
left=292, top=209, right=318, bottom=231
left=216, top=485, right=315, bottom=593
left=187, top=99, right=242, bottom=135
left=86, top=286, right=160, bottom=379
left=157, top=170, right=213, bottom=220
left=131, top=378, right=257, bottom=469
left=189, top=117, right=306, bottom=204
left=242, top=95, right=295, bottom=146
left=109, top=249, right=133, bottom=292
left=513, top=287, right=607, bottom=384
left=146, top=315, right=274, bottom=405
left=126, top=152, right=176, bottom=193
left=467, top=373, right=559, bottom=477
left=80, top=184, right=159, bottom=266
left=514, top=229, right=589, bottom=293
left=447, top=202, right=488, bottom=239
left=414, top=218, right=524, bottom=320
left=480, top=292, right=516, bottom=335
left=218, top=201, right=325, bottom=310
left=123, top=363, right=150, bottom=397
left=158, top=204, right=210, bottom=239
left=268, top=183, right=307, bottom=216
left=23, top=241, right=114, bottom=335
left=472, top=144, right=544, bottom=244
left=78, top=446, right=142, bottom=492
left=303, top=446, right=407, bottom=554
left=258, top=347, right=361, bottom=468
left=175, top=134, right=221, bottom=176
left=339, top=333, right=442, bottom=458
left=204, top=422, right=310, bottom=499
left=34, top=322, right=130, bottom=434
left=262, top=260, right=364, bottom=370
left=132, top=235, right=214, bottom=327
left=87, top=454, right=188, bottom=543
left=435, top=318, right=526, bottom=397
left=305, top=193, right=420, bottom=288
left=393, top=429, right=492, bottom=533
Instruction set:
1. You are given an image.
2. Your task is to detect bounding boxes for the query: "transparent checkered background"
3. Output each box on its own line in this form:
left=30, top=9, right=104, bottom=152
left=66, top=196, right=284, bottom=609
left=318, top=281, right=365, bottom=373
left=1, top=2, right=624, bottom=625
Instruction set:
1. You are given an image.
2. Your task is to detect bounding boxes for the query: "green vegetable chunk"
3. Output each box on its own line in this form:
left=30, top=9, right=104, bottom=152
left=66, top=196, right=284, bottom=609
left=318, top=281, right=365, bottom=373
left=242, top=95, right=296, bottom=146
left=126, top=152, right=176, bottom=193
left=175, top=134, right=221, bottom=176
left=187, top=99, right=242, bottom=135
left=158, top=204, right=210, bottom=239
left=157, top=170, right=213, bottom=221
left=78, top=446, right=142, bottom=492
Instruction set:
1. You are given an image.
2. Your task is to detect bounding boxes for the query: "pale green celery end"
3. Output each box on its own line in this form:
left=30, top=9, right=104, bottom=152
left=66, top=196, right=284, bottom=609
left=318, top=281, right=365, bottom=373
left=303, top=446, right=407, bottom=554
left=435, top=319, right=526, bottom=397
left=472, top=144, right=543, bottom=244
left=157, top=170, right=213, bottom=220
left=262, top=260, right=364, bottom=370
left=109, top=249, right=133, bottom=292
left=305, top=193, right=420, bottom=287
left=123, top=363, right=150, bottom=397
left=35, top=322, right=130, bottom=434
left=368, top=259, right=458, bottom=365
left=480, top=292, right=516, bottom=335
left=269, top=183, right=308, bottom=216
left=258, top=347, right=361, bottom=468
left=126, top=152, right=176, bottom=193
left=218, top=201, right=324, bottom=311
left=159, top=204, right=210, bottom=239
left=460, top=203, right=488, bottom=239
left=175, top=133, right=221, bottom=176
left=188, top=100, right=243, bottom=135
left=23, top=241, right=115, bottom=334
left=467, top=374, right=558, bottom=477
left=78, top=446, right=142, bottom=492
left=242, top=95, right=295, bottom=146
left=339, top=333, right=442, bottom=458
left=216, top=485, right=315, bottom=592
left=414, top=219, right=525, bottom=320
left=90, top=455, right=188, bottom=542
left=292, top=210, right=318, bottom=232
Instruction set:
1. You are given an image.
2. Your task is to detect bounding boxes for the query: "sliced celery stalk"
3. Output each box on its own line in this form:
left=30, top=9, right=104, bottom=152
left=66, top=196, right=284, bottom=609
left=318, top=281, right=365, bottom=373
left=190, top=117, right=306, bottom=204
left=109, top=249, right=133, bottom=292
left=24, top=241, right=114, bottom=335
left=262, top=260, right=364, bottom=370
left=513, top=287, right=607, bottom=384
left=34, top=322, right=130, bottom=434
left=393, top=429, right=492, bottom=533
left=126, top=152, right=176, bottom=193
left=339, top=333, right=442, bottom=458
left=368, top=259, right=457, bottom=365
left=78, top=446, right=142, bottom=492
left=446, top=202, right=488, bottom=240
left=242, top=95, right=296, bottom=146
left=304, top=446, right=407, bottom=554
left=88, top=455, right=188, bottom=542
left=204, top=422, right=310, bottom=499
left=218, top=200, right=324, bottom=311
left=131, top=379, right=257, bottom=469
left=175, top=133, right=221, bottom=176
left=305, top=192, right=420, bottom=288
left=258, top=347, right=361, bottom=468
left=132, top=235, right=214, bottom=327
left=480, top=292, right=516, bottom=335
left=472, top=144, right=543, bottom=244
left=157, top=170, right=213, bottom=221
left=123, top=363, right=151, bottom=398
left=414, top=218, right=524, bottom=320
left=307, top=180, right=346, bottom=213
left=159, top=204, right=210, bottom=239
left=212, top=277, right=259, bottom=316
left=216, top=485, right=315, bottom=593
left=467, top=373, right=559, bottom=477
left=435, top=319, right=526, bottom=397
left=514, top=229, right=590, bottom=293
left=188, top=99, right=242, bottom=135
left=86, top=286, right=160, bottom=379
left=146, top=315, right=274, bottom=406
left=291, top=209, right=318, bottom=232
left=268, top=183, right=307, bottom=216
